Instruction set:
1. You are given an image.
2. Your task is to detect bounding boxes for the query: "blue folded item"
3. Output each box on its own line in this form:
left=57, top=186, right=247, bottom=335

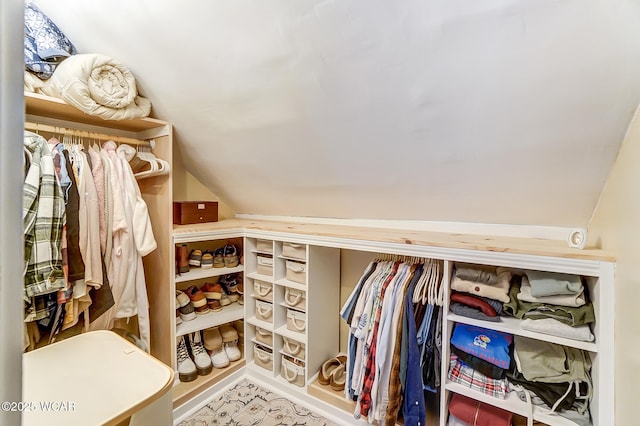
left=450, top=324, right=513, bottom=369
left=24, top=1, right=76, bottom=79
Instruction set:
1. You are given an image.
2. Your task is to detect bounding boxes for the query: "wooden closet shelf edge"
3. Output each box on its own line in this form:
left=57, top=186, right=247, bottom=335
left=173, top=219, right=614, bottom=262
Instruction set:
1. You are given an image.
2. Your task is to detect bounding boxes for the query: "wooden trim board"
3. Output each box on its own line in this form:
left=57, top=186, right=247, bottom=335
left=174, top=219, right=613, bottom=262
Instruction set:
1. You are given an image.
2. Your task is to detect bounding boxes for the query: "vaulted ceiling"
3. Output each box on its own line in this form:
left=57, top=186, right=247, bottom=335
left=33, top=0, right=640, bottom=227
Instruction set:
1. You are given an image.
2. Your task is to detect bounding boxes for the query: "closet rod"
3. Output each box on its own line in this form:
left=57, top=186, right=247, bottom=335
left=24, top=121, right=150, bottom=147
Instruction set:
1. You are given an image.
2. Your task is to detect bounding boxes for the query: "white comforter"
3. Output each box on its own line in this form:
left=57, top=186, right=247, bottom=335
left=38, top=53, right=151, bottom=120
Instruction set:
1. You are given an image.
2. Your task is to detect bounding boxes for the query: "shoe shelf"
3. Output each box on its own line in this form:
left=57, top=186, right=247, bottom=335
left=173, top=356, right=246, bottom=407
left=445, top=381, right=581, bottom=426
left=175, top=265, right=244, bottom=284
left=176, top=303, right=244, bottom=337
left=446, top=313, right=598, bottom=353
left=307, top=377, right=357, bottom=415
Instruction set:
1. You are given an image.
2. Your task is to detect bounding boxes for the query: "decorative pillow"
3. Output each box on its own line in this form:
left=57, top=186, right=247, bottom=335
left=24, top=1, right=76, bottom=79
left=450, top=323, right=513, bottom=369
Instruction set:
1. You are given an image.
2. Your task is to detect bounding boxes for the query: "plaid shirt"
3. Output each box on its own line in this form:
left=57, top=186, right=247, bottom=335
left=448, top=355, right=508, bottom=399
left=23, top=132, right=66, bottom=320
left=359, top=261, right=400, bottom=418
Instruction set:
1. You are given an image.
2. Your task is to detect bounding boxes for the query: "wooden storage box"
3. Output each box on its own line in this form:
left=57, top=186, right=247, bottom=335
left=280, top=356, right=305, bottom=387
left=284, top=288, right=306, bottom=311
left=173, top=201, right=218, bottom=225
left=286, top=308, right=306, bottom=333
left=285, top=260, right=306, bottom=284
left=282, top=336, right=305, bottom=360
left=282, top=242, right=306, bottom=260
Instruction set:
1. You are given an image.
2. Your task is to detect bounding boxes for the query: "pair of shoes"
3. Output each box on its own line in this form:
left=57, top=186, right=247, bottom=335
left=213, top=247, right=225, bottom=268
left=200, top=282, right=224, bottom=311
left=220, top=274, right=240, bottom=303
left=176, top=333, right=212, bottom=382
left=203, top=325, right=241, bottom=368
left=223, top=244, right=239, bottom=267
left=176, top=244, right=189, bottom=274
left=177, top=290, right=196, bottom=322
left=188, top=249, right=202, bottom=267
left=189, top=249, right=214, bottom=269
left=185, top=286, right=209, bottom=315
left=237, top=282, right=244, bottom=305
left=318, top=355, right=347, bottom=391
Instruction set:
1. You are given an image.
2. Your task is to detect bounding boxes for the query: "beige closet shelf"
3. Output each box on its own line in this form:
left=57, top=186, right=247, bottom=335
left=173, top=357, right=245, bottom=408
left=173, top=220, right=613, bottom=262
left=447, top=313, right=598, bottom=352
left=175, top=265, right=244, bottom=284
left=176, top=303, right=244, bottom=337
left=25, top=92, right=167, bottom=132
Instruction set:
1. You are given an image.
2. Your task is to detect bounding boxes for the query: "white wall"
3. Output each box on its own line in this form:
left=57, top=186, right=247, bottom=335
left=0, top=1, right=25, bottom=425
left=588, top=106, right=640, bottom=426
left=32, top=0, right=640, bottom=228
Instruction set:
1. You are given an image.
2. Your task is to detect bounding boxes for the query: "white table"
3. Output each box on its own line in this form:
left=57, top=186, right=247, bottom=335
left=23, top=330, right=174, bottom=426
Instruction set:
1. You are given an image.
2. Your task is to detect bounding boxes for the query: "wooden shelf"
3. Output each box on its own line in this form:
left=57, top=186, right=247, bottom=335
left=172, top=357, right=246, bottom=408
left=25, top=92, right=168, bottom=132
left=176, top=303, right=244, bottom=337
left=172, top=219, right=614, bottom=263
left=245, top=316, right=274, bottom=331
left=274, top=324, right=306, bottom=343
left=307, top=378, right=356, bottom=415
left=246, top=272, right=274, bottom=283
left=445, top=381, right=581, bottom=426
left=175, top=265, right=244, bottom=283
left=274, top=278, right=307, bottom=291
left=447, top=313, right=598, bottom=352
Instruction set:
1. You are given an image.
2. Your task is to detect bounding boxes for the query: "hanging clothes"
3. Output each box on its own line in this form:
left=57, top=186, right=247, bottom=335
left=23, top=131, right=66, bottom=321
left=342, top=258, right=444, bottom=426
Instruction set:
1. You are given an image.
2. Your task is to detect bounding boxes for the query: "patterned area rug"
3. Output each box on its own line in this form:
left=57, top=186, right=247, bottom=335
left=178, top=379, right=339, bottom=426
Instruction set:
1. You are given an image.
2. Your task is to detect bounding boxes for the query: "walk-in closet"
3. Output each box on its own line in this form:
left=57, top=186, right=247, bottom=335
left=3, top=1, right=640, bottom=426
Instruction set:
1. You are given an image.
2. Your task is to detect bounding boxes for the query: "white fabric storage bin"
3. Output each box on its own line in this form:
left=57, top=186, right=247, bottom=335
left=282, top=336, right=305, bottom=360
left=286, top=309, right=307, bottom=333
left=256, top=239, right=273, bottom=254
left=282, top=242, right=306, bottom=260
left=255, top=300, right=273, bottom=323
left=254, top=326, right=272, bottom=346
left=257, top=255, right=273, bottom=276
left=285, top=260, right=306, bottom=284
left=254, top=345, right=273, bottom=371
left=253, top=280, right=273, bottom=301
left=283, top=288, right=306, bottom=311
left=280, top=356, right=305, bottom=387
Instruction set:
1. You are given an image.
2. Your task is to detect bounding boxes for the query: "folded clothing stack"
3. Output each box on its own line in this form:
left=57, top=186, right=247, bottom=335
left=508, top=336, right=592, bottom=425
left=448, top=324, right=513, bottom=399
left=504, top=273, right=595, bottom=342
left=450, top=264, right=511, bottom=322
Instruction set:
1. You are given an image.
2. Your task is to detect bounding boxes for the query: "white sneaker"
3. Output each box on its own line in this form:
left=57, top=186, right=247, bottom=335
left=211, top=347, right=230, bottom=368
left=177, top=336, right=197, bottom=382
left=224, top=340, right=242, bottom=362
left=189, top=332, right=212, bottom=376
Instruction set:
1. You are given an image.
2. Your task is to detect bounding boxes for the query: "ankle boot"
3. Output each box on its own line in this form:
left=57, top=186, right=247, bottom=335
left=176, top=244, right=189, bottom=273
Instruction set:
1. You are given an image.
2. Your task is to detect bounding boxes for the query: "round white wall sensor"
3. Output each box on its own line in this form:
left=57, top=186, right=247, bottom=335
left=567, top=228, right=587, bottom=249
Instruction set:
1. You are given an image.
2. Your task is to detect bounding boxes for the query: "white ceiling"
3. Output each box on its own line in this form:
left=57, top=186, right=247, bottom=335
left=33, top=0, right=640, bottom=227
